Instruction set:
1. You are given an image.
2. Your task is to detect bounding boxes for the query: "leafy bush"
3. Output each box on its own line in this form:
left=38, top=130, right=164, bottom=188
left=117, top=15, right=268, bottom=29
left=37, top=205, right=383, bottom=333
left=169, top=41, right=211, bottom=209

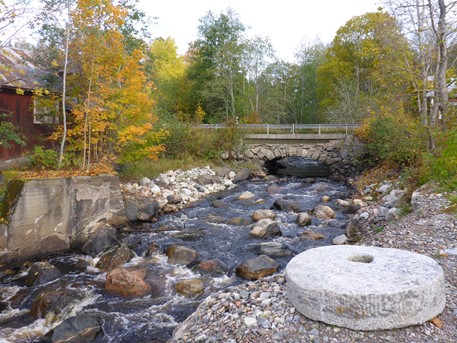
left=419, top=128, right=457, bottom=190
left=29, top=146, right=59, bottom=170
left=0, top=114, right=26, bottom=148
left=355, top=112, right=426, bottom=166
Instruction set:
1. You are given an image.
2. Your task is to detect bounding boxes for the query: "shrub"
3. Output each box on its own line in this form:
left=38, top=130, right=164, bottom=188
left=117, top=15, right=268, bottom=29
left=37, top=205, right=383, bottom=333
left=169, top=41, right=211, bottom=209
left=419, top=128, right=457, bottom=190
left=355, top=111, right=426, bottom=166
left=29, top=146, right=59, bottom=170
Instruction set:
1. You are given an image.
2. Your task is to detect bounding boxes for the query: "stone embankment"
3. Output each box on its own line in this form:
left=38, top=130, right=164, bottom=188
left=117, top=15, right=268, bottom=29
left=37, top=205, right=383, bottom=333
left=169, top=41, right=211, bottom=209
left=170, top=181, right=457, bottom=342
left=121, top=166, right=251, bottom=221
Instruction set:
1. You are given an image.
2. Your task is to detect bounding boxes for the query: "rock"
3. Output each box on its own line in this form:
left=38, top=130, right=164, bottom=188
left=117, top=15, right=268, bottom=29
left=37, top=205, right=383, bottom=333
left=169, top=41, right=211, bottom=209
left=39, top=234, right=70, bottom=256
left=176, top=278, right=205, bottom=298
left=196, top=175, right=214, bottom=186
left=235, top=255, right=279, bottom=280
left=321, top=195, right=331, bottom=202
left=25, top=262, right=61, bottom=287
left=96, top=244, right=135, bottom=272
left=139, top=177, right=151, bottom=187
left=226, top=217, right=252, bottom=226
left=238, top=191, right=255, bottom=200
left=232, top=168, right=251, bottom=183
left=273, top=198, right=300, bottom=212
left=51, top=314, right=102, bottom=343
left=31, top=289, right=82, bottom=320
left=382, top=190, right=407, bottom=208
left=332, top=234, right=348, bottom=245
left=257, top=242, right=292, bottom=257
left=352, top=199, right=366, bottom=207
left=250, top=219, right=282, bottom=238
left=214, top=167, right=231, bottom=178
left=267, top=185, right=281, bottom=194
left=167, top=194, right=182, bottom=205
left=106, top=268, right=151, bottom=297
left=173, top=230, right=205, bottom=241
left=206, top=214, right=226, bottom=223
left=377, top=183, right=392, bottom=194
left=297, top=212, right=312, bottom=226
left=228, top=171, right=236, bottom=179
left=345, top=217, right=366, bottom=242
left=212, top=200, right=228, bottom=208
left=387, top=208, right=401, bottom=221
left=252, top=209, right=276, bottom=222
left=124, top=201, right=139, bottom=222
left=165, top=245, right=198, bottom=265
left=300, top=230, right=325, bottom=240
left=286, top=246, right=446, bottom=330
left=137, top=200, right=160, bottom=221
left=81, top=223, right=118, bottom=256
left=314, top=205, right=336, bottom=220
left=145, top=241, right=160, bottom=256
left=194, top=260, right=226, bottom=276
left=335, top=199, right=351, bottom=207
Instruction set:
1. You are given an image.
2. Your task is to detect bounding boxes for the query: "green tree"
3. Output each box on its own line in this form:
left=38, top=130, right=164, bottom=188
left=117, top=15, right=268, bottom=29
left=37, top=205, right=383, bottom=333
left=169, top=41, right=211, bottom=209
left=186, top=8, right=246, bottom=122
left=147, top=37, right=187, bottom=118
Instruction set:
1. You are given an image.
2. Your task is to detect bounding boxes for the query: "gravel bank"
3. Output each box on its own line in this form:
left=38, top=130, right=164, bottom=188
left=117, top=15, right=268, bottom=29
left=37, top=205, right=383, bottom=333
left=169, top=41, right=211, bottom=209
left=169, top=184, right=457, bottom=343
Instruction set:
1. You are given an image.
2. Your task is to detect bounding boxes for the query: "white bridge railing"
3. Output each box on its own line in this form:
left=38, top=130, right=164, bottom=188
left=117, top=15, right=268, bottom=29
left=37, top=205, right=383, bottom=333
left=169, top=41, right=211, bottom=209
left=193, top=124, right=360, bottom=135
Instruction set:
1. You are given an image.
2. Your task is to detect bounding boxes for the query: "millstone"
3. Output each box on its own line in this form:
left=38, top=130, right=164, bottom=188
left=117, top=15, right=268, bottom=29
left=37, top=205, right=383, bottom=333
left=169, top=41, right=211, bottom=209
left=285, top=245, right=445, bottom=330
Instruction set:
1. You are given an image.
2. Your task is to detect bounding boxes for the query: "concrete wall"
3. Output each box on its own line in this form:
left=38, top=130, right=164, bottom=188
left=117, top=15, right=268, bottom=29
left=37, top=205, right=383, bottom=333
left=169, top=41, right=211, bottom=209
left=0, top=175, right=125, bottom=267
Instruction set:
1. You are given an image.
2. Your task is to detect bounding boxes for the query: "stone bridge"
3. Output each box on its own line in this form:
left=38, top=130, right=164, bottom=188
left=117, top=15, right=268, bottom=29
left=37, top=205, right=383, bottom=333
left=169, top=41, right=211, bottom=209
left=224, top=135, right=367, bottom=180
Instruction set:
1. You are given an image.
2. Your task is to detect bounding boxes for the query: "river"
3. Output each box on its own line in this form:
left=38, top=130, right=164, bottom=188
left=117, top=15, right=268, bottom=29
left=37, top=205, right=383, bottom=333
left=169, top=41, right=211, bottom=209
left=0, top=176, right=353, bottom=342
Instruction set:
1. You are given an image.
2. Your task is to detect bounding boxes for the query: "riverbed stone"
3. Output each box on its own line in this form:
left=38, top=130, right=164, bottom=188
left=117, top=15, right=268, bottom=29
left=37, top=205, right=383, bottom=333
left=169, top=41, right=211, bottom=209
left=257, top=241, right=292, bottom=257
left=236, top=255, right=279, bottom=280
left=252, top=209, right=276, bottom=222
left=285, top=246, right=446, bottom=330
left=165, top=245, right=198, bottom=265
left=273, top=198, right=300, bottom=212
left=51, top=314, right=102, bottom=343
left=238, top=191, right=255, bottom=200
left=314, top=205, right=336, bottom=220
left=25, top=262, right=62, bottom=287
left=232, top=168, right=251, bottom=183
left=250, top=219, right=282, bottom=238
left=81, top=223, right=118, bottom=256
left=96, top=243, right=135, bottom=272
left=297, top=212, right=312, bottom=226
left=106, top=268, right=151, bottom=297
left=176, top=278, right=205, bottom=298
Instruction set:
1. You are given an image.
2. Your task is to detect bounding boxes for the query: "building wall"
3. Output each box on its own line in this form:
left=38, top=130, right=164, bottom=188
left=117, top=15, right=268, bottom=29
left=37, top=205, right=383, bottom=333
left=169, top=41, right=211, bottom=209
left=0, top=87, right=53, bottom=161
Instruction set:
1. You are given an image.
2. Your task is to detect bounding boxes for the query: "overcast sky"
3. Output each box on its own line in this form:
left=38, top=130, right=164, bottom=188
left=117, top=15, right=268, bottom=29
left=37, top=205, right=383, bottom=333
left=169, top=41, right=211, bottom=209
left=139, top=0, right=381, bottom=62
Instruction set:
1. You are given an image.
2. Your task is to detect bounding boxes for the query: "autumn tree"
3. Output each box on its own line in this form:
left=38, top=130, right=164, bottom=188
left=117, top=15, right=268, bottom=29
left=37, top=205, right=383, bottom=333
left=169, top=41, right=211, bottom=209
left=317, top=10, right=412, bottom=123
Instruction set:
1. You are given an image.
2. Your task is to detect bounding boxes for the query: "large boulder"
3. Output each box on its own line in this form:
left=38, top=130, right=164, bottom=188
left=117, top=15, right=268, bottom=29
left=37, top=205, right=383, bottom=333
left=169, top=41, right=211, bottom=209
left=251, top=209, right=275, bottom=222
left=314, top=205, right=336, bottom=220
left=250, top=219, right=282, bottom=238
left=236, top=255, right=279, bottom=280
left=175, top=278, right=205, bottom=298
left=25, top=262, right=61, bottom=287
left=96, top=244, right=135, bottom=272
left=81, top=223, right=118, bottom=256
left=51, top=314, right=103, bottom=343
left=105, top=268, right=151, bottom=297
left=165, top=245, right=198, bottom=265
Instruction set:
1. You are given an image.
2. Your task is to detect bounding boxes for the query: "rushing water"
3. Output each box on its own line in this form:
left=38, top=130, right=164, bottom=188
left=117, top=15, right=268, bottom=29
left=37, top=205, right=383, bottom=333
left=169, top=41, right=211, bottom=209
left=0, top=176, right=352, bottom=343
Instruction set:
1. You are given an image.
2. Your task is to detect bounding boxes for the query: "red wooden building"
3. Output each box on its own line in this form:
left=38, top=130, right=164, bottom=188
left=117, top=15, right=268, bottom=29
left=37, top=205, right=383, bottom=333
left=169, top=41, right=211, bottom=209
left=0, top=47, right=55, bottom=162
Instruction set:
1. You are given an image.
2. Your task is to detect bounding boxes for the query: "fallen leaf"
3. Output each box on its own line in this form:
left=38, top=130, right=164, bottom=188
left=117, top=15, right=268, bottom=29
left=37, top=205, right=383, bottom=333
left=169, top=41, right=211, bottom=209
left=431, top=317, right=443, bottom=329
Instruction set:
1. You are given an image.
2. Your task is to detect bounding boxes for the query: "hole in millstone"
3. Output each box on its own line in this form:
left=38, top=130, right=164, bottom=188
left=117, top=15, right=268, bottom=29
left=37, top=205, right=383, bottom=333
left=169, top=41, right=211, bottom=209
left=347, top=254, right=374, bottom=263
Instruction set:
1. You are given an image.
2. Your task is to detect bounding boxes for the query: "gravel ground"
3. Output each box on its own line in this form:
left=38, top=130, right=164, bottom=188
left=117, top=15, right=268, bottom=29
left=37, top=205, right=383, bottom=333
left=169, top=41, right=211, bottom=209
left=169, top=185, right=457, bottom=343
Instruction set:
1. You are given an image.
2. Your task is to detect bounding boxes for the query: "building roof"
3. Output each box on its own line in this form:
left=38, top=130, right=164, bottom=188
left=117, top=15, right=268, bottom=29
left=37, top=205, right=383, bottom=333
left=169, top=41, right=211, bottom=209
left=0, top=47, right=47, bottom=90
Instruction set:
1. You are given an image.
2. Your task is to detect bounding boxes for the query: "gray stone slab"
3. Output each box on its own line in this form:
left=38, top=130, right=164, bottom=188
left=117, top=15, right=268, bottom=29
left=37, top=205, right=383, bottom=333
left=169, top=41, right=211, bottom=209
left=285, top=245, right=445, bottom=330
